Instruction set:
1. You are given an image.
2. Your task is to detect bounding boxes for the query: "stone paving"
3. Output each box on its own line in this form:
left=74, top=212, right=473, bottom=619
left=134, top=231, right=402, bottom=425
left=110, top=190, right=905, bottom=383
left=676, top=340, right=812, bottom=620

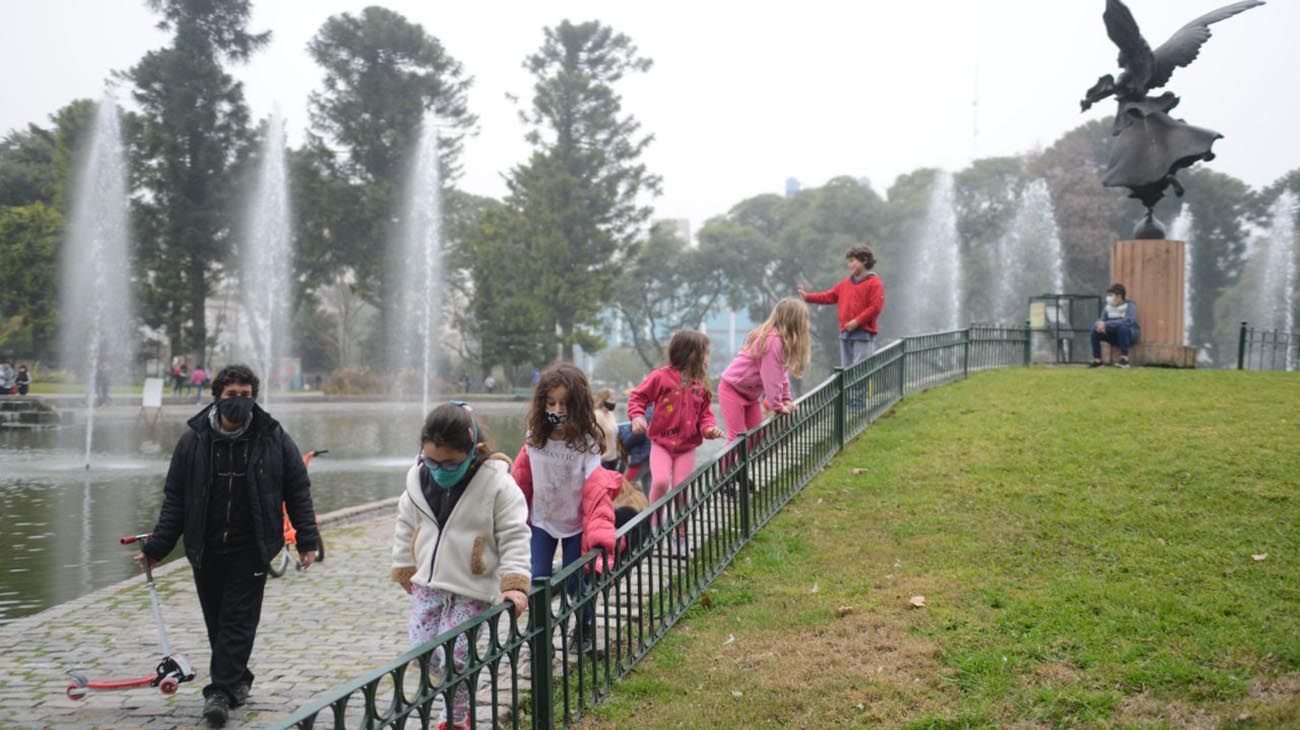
left=0, top=505, right=416, bottom=729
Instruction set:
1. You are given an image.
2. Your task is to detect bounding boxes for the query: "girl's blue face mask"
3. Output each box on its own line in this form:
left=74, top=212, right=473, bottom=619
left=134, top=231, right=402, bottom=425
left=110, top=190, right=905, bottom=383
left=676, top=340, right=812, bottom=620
left=424, top=402, right=479, bottom=489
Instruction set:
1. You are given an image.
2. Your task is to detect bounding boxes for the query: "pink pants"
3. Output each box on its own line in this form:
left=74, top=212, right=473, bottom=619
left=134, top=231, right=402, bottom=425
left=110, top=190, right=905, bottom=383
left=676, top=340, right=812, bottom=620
left=649, top=442, right=695, bottom=533
left=409, top=585, right=490, bottom=725
left=719, top=379, right=763, bottom=444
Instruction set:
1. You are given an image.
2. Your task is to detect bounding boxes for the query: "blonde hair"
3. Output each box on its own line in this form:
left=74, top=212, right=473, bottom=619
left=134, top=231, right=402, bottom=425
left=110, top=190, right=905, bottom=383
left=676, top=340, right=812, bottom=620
left=742, top=298, right=811, bottom=377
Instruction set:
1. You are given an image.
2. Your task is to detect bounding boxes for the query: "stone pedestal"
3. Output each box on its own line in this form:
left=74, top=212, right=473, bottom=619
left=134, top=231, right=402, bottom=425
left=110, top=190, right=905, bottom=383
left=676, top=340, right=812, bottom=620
left=1108, top=239, right=1196, bottom=368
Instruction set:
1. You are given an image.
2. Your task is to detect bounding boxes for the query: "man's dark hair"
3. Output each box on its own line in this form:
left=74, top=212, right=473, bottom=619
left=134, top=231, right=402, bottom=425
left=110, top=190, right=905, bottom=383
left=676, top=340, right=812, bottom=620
left=1107, top=283, right=1127, bottom=299
left=211, top=364, right=259, bottom=399
left=846, top=244, right=876, bottom=270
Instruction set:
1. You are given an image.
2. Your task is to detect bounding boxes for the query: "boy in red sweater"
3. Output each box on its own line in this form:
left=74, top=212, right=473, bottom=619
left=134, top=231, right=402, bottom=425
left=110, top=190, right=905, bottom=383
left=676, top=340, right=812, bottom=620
left=798, top=244, right=885, bottom=367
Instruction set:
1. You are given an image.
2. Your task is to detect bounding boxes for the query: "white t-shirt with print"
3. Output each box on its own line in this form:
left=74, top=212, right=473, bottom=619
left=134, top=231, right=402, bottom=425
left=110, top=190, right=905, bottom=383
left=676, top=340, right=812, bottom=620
left=527, top=435, right=602, bottom=538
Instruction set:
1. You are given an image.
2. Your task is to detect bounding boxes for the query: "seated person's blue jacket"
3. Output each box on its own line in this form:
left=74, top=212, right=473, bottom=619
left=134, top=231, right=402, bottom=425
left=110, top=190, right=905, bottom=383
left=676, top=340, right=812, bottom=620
left=1097, top=301, right=1141, bottom=342
left=616, top=403, right=653, bottom=470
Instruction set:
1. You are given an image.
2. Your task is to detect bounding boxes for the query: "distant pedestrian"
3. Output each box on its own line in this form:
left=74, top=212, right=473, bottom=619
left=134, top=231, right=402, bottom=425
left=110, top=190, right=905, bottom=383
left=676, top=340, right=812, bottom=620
left=798, top=244, right=885, bottom=368
left=0, top=360, right=14, bottom=395
left=1090, top=283, right=1141, bottom=368
left=390, top=402, right=530, bottom=730
left=136, top=364, right=319, bottom=727
left=484, top=375, right=497, bottom=394
left=627, top=332, right=725, bottom=547
left=15, top=364, right=32, bottom=396
left=718, top=298, right=811, bottom=444
left=531, top=368, right=541, bottom=387
left=172, top=356, right=188, bottom=394
left=191, top=364, right=207, bottom=402
left=94, top=361, right=112, bottom=406
left=458, top=374, right=471, bottom=393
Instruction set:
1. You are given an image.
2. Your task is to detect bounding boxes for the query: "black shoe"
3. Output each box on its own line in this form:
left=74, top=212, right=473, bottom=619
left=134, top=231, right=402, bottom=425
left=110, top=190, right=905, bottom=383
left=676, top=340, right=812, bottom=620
left=570, top=620, right=596, bottom=654
left=1088, top=360, right=1103, bottom=368
left=231, top=682, right=250, bottom=708
left=1117, top=357, right=1130, bottom=369
left=203, top=693, right=230, bottom=727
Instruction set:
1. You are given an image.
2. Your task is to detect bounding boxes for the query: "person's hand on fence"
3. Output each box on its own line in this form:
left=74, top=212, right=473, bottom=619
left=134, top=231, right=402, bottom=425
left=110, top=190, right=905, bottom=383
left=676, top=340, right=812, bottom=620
left=298, top=549, right=318, bottom=571
left=503, top=590, right=527, bottom=618
left=783, top=400, right=798, bottom=414
left=631, top=416, right=648, bottom=434
left=704, top=426, right=725, bottom=440
left=132, top=553, right=157, bottom=571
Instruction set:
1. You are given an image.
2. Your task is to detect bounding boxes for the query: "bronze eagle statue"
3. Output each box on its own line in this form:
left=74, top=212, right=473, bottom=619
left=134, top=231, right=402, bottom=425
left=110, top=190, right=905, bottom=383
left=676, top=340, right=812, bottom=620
left=1080, top=0, right=1265, bottom=237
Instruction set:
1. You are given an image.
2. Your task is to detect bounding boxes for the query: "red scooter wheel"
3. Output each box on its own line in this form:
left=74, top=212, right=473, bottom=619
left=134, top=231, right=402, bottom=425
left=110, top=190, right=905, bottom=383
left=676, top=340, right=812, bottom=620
left=159, top=677, right=179, bottom=695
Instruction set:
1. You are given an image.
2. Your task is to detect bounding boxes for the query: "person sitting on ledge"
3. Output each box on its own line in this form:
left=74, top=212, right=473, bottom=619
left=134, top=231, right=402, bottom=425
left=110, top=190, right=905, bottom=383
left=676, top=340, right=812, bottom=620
left=1090, top=283, right=1140, bottom=368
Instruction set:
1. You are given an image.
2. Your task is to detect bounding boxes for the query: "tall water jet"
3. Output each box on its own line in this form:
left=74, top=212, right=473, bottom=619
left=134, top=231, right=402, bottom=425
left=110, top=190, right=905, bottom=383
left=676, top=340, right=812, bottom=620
left=1168, top=207, right=1195, bottom=346
left=992, top=179, right=1063, bottom=324
left=898, top=170, right=961, bottom=334
left=1245, top=191, right=1297, bottom=368
left=241, top=111, right=292, bottom=405
left=60, top=96, right=134, bottom=468
left=392, top=113, right=445, bottom=415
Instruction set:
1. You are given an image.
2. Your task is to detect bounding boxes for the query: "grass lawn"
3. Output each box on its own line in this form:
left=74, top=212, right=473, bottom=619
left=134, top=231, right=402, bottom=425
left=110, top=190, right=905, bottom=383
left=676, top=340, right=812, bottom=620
left=580, top=368, right=1300, bottom=729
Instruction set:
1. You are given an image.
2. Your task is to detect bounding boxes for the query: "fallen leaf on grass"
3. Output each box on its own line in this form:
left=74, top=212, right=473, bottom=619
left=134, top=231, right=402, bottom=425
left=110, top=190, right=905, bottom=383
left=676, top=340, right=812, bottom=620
left=852, top=468, right=868, bottom=475
left=810, top=582, right=819, bottom=594
left=699, top=594, right=713, bottom=609
left=731, top=690, right=743, bottom=698
left=1252, top=553, right=1268, bottom=562
left=722, top=634, right=735, bottom=646
left=836, top=605, right=855, bottom=617
left=909, top=595, right=927, bottom=608
left=1156, top=537, right=1166, bottom=545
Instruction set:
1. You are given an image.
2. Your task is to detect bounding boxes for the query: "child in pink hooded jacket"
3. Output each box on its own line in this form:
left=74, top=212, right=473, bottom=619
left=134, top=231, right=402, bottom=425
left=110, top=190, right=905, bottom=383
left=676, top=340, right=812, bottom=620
left=718, top=298, right=812, bottom=443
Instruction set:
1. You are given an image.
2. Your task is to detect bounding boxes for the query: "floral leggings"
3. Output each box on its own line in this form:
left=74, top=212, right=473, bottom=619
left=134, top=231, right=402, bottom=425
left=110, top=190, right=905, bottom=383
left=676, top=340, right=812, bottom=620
left=409, top=584, right=490, bottom=725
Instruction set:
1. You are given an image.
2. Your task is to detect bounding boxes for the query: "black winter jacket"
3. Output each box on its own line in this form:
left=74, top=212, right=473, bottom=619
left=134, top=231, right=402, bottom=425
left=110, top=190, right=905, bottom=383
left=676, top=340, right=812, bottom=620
left=143, top=404, right=320, bottom=567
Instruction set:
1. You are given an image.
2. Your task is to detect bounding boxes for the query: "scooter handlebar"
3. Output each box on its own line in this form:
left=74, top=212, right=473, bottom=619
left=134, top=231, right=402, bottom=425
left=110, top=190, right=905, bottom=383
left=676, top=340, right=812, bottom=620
left=120, top=533, right=152, bottom=545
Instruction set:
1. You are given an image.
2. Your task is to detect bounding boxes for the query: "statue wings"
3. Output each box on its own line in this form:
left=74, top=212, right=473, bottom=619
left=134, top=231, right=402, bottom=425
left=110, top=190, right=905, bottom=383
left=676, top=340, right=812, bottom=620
left=1103, top=0, right=1265, bottom=94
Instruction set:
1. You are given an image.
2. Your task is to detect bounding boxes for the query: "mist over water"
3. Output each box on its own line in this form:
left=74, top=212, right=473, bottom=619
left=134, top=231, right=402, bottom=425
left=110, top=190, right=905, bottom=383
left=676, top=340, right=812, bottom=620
left=391, top=112, right=445, bottom=414
left=991, top=179, right=1063, bottom=325
left=897, top=170, right=961, bottom=335
left=1168, top=207, right=1195, bottom=347
left=241, top=110, right=293, bottom=405
left=59, top=96, right=133, bottom=466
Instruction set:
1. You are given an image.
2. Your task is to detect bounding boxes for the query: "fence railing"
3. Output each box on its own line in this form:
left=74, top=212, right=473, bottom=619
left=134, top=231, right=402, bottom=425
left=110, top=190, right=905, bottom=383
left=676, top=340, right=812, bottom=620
left=1237, top=322, right=1298, bottom=372
left=274, top=324, right=1031, bottom=730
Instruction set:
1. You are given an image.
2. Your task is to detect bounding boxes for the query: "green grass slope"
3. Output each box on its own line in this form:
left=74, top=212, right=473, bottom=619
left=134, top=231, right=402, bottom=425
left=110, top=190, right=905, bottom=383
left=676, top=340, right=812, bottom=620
left=582, top=368, right=1300, bottom=729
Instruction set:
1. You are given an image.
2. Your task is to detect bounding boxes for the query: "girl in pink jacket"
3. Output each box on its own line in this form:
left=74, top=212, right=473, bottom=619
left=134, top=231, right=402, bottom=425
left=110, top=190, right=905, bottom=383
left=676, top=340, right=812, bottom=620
left=718, top=298, right=812, bottom=443
left=511, top=363, right=618, bottom=651
left=627, top=331, right=725, bottom=542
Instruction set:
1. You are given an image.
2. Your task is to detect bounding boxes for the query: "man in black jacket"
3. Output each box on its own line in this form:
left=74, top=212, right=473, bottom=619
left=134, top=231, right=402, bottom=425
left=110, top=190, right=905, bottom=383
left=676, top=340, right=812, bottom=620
left=136, top=364, right=319, bottom=727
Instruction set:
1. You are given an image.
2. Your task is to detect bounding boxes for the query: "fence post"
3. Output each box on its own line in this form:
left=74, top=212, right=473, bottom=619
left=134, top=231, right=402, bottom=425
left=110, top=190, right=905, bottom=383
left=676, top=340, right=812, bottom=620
left=962, top=328, right=971, bottom=380
left=1023, top=320, right=1031, bottom=367
left=833, top=367, right=845, bottom=449
left=897, top=337, right=907, bottom=396
left=529, top=579, right=555, bottom=730
left=1237, top=321, right=1248, bottom=370
left=737, top=435, right=752, bottom=539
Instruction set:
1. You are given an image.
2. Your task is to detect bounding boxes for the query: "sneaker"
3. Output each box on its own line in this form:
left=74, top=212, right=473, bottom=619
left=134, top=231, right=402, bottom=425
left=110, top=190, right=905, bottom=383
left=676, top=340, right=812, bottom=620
left=569, top=619, right=596, bottom=654
left=202, top=692, right=230, bottom=727
left=231, top=682, right=250, bottom=708
left=437, top=722, right=468, bottom=730
left=1088, top=359, right=1103, bottom=368
left=1117, top=357, right=1130, bottom=369
left=675, top=533, right=691, bottom=554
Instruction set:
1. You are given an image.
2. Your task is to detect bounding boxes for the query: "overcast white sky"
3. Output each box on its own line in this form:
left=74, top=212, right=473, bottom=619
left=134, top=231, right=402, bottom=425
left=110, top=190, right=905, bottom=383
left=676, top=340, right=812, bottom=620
left=3, top=0, right=1297, bottom=230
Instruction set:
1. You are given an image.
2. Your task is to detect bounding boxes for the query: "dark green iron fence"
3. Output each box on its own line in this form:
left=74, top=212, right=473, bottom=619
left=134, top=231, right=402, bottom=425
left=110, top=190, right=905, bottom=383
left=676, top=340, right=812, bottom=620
left=1237, top=322, right=1298, bottom=372
left=274, top=325, right=1030, bottom=730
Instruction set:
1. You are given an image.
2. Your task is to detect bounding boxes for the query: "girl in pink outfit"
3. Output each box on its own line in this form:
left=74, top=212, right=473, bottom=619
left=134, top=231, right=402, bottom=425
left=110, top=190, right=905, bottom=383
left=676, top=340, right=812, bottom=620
left=718, top=298, right=812, bottom=443
left=627, top=332, right=726, bottom=537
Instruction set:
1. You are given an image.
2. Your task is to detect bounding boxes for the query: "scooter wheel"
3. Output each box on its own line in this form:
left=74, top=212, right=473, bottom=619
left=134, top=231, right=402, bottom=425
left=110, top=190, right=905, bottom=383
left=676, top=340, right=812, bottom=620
left=67, top=683, right=88, bottom=700
left=159, top=676, right=179, bottom=695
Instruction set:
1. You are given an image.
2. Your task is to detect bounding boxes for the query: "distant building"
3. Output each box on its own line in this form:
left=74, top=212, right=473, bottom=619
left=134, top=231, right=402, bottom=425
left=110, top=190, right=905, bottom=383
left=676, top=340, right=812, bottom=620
left=784, top=177, right=801, bottom=197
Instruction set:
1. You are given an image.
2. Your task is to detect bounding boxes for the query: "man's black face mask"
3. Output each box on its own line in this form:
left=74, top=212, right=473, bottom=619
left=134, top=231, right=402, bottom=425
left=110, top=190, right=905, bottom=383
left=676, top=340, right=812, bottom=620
left=217, top=396, right=254, bottom=425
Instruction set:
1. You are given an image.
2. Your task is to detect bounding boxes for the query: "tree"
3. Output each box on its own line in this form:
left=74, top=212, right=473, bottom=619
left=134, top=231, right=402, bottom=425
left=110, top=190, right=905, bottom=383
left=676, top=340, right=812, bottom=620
left=953, top=156, right=1031, bottom=321
left=124, top=0, right=267, bottom=359
left=306, top=5, right=475, bottom=347
left=463, top=206, right=553, bottom=373
left=0, top=99, right=97, bottom=210
left=505, top=19, right=661, bottom=362
left=0, top=203, right=61, bottom=360
left=1174, top=168, right=1252, bottom=352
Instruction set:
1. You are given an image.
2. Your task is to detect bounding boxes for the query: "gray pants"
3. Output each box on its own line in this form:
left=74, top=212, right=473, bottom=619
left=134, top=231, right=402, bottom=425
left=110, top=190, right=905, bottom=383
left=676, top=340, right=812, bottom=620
left=839, top=333, right=876, bottom=368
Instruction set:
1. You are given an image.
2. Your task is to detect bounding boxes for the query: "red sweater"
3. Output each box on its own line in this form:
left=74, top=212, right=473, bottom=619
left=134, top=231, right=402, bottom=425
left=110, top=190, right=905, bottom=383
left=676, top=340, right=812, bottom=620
left=626, top=366, right=717, bottom=454
left=803, top=274, right=885, bottom=334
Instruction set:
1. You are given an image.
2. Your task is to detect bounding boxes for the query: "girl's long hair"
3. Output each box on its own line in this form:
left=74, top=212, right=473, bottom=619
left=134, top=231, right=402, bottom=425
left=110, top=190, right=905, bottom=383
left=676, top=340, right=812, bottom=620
left=741, top=297, right=811, bottom=378
left=667, top=330, right=711, bottom=389
left=526, top=363, right=604, bottom=452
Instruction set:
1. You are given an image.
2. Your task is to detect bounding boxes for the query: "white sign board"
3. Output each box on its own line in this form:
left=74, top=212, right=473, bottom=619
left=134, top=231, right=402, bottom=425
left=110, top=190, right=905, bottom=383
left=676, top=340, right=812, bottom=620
left=141, top=377, right=165, bottom=408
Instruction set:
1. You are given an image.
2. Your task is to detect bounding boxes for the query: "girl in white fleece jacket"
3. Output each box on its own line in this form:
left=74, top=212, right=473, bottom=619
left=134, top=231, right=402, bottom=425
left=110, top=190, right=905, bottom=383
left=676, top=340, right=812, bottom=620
left=391, top=402, right=531, bottom=730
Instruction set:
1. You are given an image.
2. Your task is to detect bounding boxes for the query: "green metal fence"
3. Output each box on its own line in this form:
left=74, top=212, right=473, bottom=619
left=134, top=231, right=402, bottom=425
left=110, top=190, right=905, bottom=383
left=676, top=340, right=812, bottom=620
left=274, top=325, right=1030, bottom=730
left=1237, top=321, right=1298, bottom=372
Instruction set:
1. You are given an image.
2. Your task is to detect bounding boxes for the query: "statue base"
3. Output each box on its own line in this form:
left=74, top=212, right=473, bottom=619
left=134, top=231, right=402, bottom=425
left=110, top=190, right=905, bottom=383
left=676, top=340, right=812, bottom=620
left=1109, top=239, right=1195, bottom=368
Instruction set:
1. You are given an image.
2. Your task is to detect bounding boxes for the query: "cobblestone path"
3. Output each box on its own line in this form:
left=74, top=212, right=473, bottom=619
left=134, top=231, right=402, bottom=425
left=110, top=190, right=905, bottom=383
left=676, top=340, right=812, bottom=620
left=0, top=508, right=413, bottom=729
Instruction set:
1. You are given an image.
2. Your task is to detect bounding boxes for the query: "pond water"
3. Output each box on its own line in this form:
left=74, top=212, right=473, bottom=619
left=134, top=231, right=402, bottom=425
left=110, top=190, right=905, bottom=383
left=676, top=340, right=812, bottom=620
left=0, top=400, right=529, bottom=622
